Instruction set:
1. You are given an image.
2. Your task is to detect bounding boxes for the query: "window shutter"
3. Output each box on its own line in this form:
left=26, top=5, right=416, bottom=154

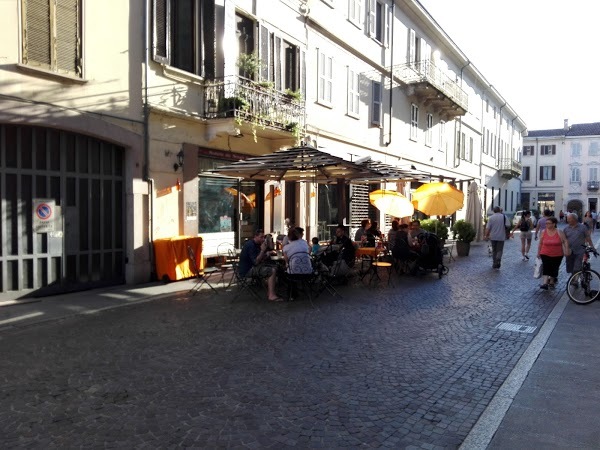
left=408, top=29, right=415, bottom=64
left=23, top=0, right=51, bottom=68
left=350, top=184, right=370, bottom=230
left=259, top=24, right=270, bottom=81
left=152, top=0, right=169, bottom=64
left=299, top=49, right=306, bottom=99
left=367, top=0, right=376, bottom=36
left=539, top=166, right=543, bottom=180
left=552, top=166, right=555, bottom=180
left=372, top=81, right=381, bottom=125
left=55, top=0, right=80, bottom=75
left=274, top=36, right=282, bottom=90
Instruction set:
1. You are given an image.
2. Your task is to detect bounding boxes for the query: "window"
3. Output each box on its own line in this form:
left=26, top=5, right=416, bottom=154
left=491, top=133, right=496, bottom=158
left=460, top=132, right=466, bottom=159
left=590, top=168, right=598, bottom=182
left=371, top=81, right=382, bottom=126
left=153, top=0, right=216, bottom=78
left=317, top=50, right=333, bottom=106
left=425, top=113, right=433, bottom=147
left=21, top=0, right=83, bottom=77
left=347, top=68, right=360, bottom=117
left=468, top=137, right=473, bottom=162
left=571, top=167, right=581, bottom=183
left=589, top=142, right=600, bottom=156
left=571, top=142, right=582, bottom=157
left=408, top=29, right=416, bottom=65
left=493, top=106, right=497, bottom=118
left=522, top=166, right=530, bottom=181
left=540, top=145, right=556, bottom=155
left=410, top=104, right=418, bottom=140
left=439, top=120, right=445, bottom=152
left=367, top=0, right=385, bottom=43
left=540, top=166, right=556, bottom=181
left=486, top=99, right=489, bottom=112
left=348, top=0, right=362, bottom=27
left=259, top=25, right=304, bottom=94
left=523, top=145, right=534, bottom=156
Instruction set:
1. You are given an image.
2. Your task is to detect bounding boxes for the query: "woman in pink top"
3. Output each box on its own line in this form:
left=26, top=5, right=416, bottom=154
left=537, top=217, right=570, bottom=290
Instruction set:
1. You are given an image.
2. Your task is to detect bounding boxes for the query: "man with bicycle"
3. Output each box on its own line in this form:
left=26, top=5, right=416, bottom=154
left=564, top=213, right=596, bottom=287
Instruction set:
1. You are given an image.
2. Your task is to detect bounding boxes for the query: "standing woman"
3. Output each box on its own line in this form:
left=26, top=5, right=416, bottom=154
left=583, top=211, right=594, bottom=233
left=537, top=217, right=570, bottom=290
left=510, top=210, right=534, bottom=260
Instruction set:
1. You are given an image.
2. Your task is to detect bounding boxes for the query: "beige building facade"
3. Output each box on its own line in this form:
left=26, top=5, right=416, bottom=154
left=0, top=0, right=526, bottom=299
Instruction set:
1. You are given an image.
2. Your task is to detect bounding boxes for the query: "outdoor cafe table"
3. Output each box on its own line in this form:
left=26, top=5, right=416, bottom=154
left=355, top=247, right=379, bottom=259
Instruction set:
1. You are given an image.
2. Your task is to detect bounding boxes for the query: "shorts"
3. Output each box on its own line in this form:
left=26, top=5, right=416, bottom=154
left=565, top=252, right=584, bottom=274
left=520, top=231, right=532, bottom=240
left=246, top=264, right=275, bottom=279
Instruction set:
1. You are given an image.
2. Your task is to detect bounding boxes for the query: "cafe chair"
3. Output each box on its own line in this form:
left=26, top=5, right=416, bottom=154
left=285, top=253, right=318, bottom=302
left=442, top=239, right=456, bottom=263
left=229, top=258, right=263, bottom=302
left=217, top=242, right=236, bottom=285
left=187, top=245, right=219, bottom=295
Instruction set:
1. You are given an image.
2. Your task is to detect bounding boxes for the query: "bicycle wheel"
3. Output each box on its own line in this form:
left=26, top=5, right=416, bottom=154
left=567, top=269, right=600, bottom=305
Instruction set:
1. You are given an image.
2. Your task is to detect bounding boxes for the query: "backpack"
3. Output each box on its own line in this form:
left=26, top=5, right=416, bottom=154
left=519, top=219, right=530, bottom=232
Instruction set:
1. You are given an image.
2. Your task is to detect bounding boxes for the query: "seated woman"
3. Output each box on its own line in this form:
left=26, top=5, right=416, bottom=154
left=363, top=221, right=380, bottom=247
left=392, top=224, right=419, bottom=271
left=283, top=227, right=313, bottom=274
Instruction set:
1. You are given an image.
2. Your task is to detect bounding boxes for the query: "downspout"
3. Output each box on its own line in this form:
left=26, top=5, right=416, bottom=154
left=498, top=102, right=507, bottom=162
left=454, top=60, right=471, bottom=168
left=385, top=1, right=395, bottom=147
left=143, top=0, right=154, bottom=274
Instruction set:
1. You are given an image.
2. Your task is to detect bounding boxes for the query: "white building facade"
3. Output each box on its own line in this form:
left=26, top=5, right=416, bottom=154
left=0, top=0, right=526, bottom=299
left=522, top=121, right=600, bottom=217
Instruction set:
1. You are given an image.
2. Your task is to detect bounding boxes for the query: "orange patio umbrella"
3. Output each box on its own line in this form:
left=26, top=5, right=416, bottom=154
left=411, top=182, right=464, bottom=216
left=369, top=189, right=414, bottom=218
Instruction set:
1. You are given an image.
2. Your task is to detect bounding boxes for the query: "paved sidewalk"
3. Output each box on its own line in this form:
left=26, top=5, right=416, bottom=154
left=1, top=236, right=599, bottom=448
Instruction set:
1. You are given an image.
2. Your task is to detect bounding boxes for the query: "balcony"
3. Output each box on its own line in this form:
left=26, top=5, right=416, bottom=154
left=498, top=158, right=522, bottom=179
left=393, top=61, right=468, bottom=119
left=588, top=181, right=600, bottom=191
left=203, top=76, right=305, bottom=141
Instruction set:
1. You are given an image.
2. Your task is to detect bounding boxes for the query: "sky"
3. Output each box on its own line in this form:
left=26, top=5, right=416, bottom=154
left=417, top=0, right=600, bottom=131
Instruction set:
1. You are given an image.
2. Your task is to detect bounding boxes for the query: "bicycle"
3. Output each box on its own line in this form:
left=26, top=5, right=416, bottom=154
left=566, top=245, right=600, bottom=305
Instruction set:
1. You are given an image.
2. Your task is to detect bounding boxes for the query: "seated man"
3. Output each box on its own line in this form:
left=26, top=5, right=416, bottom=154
left=238, top=229, right=283, bottom=302
left=328, top=225, right=356, bottom=276
left=392, top=223, right=420, bottom=272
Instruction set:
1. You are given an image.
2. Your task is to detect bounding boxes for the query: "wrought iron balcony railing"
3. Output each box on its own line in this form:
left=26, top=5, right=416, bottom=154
left=588, top=181, right=600, bottom=191
left=393, top=60, right=468, bottom=114
left=203, top=75, right=305, bottom=134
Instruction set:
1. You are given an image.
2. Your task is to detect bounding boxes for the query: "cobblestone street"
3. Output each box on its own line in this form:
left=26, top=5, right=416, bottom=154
left=0, top=238, right=566, bottom=448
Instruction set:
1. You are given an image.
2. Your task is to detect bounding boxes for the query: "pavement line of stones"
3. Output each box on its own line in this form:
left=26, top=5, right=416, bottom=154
left=462, top=235, right=600, bottom=449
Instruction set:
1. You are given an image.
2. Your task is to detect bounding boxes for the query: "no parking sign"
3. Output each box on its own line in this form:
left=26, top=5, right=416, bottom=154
left=33, top=199, right=56, bottom=233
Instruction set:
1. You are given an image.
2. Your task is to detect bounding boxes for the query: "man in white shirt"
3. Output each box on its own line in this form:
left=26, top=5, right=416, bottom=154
left=484, top=206, right=511, bottom=269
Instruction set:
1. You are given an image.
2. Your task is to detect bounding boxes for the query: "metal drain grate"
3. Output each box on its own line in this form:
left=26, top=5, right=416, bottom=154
left=496, top=322, right=537, bottom=334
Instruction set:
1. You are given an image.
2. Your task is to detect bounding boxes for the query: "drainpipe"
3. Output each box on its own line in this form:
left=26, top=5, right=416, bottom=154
left=385, top=1, right=395, bottom=147
left=454, top=60, right=471, bottom=168
left=498, top=102, right=507, bottom=162
left=143, top=0, right=155, bottom=275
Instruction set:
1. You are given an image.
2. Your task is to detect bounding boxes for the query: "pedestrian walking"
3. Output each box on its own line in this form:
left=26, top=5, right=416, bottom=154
left=559, top=210, right=565, bottom=222
left=592, top=210, right=598, bottom=229
left=563, top=213, right=595, bottom=287
left=510, top=210, right=533, bottom=260
left=484, top=206, right=511, bottom=269
left=537, top=217, right=570, bottom=290
left=534, top=209, right=552, bottom=241
left=583, top=211, right=594, bottom=233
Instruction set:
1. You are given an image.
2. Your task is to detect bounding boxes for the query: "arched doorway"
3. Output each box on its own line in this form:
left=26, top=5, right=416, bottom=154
left=567, top=199, right=584, bottom=220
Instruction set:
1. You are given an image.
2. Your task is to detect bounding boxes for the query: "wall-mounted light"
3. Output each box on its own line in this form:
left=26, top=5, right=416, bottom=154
left=173, top=150, right=184, bottom=172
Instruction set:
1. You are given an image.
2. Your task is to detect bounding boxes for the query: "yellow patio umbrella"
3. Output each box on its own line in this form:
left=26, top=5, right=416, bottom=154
left=369, top=189, right=414, bottom=218
left=411, top=182, right=464, bottom=216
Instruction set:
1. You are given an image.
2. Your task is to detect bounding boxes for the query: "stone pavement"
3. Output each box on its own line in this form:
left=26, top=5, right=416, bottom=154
left=0, top=234, right=596, bottom=448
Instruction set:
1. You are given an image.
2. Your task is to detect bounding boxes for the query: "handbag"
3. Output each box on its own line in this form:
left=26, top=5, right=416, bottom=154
left=533, top=257, right=543, bottom=279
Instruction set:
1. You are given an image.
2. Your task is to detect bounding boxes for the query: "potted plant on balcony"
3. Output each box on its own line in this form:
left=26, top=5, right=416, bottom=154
left=283, top=88, right=302, bottom=102
left=219, top=96, right=249, bottom=118
left=452, top=219, right=476, bottom=256
left=236, top=52, right=263, bottom=80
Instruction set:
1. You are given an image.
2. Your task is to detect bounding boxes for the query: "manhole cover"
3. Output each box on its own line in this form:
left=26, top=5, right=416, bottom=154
left=496, top=322, right=536, bottom=334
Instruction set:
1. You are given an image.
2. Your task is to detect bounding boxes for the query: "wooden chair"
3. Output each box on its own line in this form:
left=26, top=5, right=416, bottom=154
left=187, top=245, right=219, bottom=295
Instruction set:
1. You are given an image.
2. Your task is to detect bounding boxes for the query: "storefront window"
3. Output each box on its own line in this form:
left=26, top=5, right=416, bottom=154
left=198, top=177, right=237, bottom=233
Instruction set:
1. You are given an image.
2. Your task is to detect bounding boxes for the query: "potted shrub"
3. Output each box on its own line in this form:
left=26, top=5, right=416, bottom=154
left=236, top=52, right=263, bottom=79
left=452, top=219, right=476, bottom=256
left=220, top=96, right=249, bottom=117
left=283, top=88, right=302, bottom=102
left=420, top=219, right=448, bottom=242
